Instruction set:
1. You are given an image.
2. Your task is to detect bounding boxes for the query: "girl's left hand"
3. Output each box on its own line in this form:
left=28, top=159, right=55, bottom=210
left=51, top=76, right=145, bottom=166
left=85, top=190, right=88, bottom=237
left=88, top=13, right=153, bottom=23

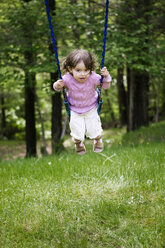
left=100, top=67, right=109, bottom=77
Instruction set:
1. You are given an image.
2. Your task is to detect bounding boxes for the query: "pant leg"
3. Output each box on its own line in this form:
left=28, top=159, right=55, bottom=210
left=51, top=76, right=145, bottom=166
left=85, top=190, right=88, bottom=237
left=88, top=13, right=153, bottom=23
left=69, top=110, right=86, bottom=141
left=85, top=107, right=103, bottom=139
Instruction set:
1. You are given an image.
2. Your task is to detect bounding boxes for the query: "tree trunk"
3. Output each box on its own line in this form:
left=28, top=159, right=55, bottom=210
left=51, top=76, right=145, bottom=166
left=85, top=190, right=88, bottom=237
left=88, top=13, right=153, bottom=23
left=23, top=0, right=37, bottom=157
left=127, top=68, right=149, bottom=131
left=105, top=90, right=116, bottom=124
left=126, top=0, right=150, bottom=132
left=0, top=86, right=6, bottom=132
left=161, top=78, right=165, bottom=118
left=127, top=68, right=134, bottom=131
left=35, top=92, right=48, bottom=155
left=117, top=67, right=127, bottom=126
left=51, top=72, right=63, bottom=153
left=48, top=0, right=63, bottom=153
left=25, top=69, right=36, bottom=157
left=155, top=77, right=160, bottom=122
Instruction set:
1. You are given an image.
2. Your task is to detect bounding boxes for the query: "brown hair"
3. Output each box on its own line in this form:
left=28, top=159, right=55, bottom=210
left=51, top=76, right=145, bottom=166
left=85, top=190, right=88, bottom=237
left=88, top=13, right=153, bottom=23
left=62, top=49, right=96, bottom=72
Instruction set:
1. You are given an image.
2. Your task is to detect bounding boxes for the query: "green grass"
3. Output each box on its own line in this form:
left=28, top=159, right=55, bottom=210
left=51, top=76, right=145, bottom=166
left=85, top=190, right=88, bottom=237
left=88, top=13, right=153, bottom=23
left=0, top=122, right=165, bottom=247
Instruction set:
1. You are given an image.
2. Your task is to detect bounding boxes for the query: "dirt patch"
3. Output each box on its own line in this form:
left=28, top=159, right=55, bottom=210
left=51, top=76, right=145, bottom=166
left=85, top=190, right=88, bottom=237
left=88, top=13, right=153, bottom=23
left=0, top=141, right=52, bottom=160
left=0, top=138, right=73, bottom=161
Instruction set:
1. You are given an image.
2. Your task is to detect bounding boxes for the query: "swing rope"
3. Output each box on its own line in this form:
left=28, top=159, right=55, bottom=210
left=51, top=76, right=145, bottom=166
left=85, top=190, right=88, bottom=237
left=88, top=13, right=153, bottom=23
left=44, top=0, right=109, bottom=116
left=97, top=0, right=109, bottom=115
left=44, top=0, right=70, bottom=116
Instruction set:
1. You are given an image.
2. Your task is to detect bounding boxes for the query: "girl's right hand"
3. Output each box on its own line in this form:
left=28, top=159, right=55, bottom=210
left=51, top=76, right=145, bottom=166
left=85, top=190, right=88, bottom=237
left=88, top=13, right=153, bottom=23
left=53, top=79, right=64, bottom=91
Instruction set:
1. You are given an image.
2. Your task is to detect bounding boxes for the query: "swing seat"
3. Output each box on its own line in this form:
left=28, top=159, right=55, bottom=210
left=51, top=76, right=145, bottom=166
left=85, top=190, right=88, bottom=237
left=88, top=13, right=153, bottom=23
left=64, top=100, right=70, bottom=116
left=97, top=98, right=103, bottom=115
left=97, top=87, right=103, bottom=115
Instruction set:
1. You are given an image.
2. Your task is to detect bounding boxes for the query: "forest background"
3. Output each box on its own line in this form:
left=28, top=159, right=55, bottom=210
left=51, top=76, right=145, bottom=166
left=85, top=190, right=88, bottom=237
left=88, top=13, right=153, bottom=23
left=0, top=0, right=165, bottom=157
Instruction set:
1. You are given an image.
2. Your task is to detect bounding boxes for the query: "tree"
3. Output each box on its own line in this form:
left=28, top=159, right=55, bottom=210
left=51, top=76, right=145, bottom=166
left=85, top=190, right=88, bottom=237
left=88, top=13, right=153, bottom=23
left=22, top=0, right=37, bottom=156
left=116, top=0, right=152, bottom=131
left=117, top=68, right=127, bottom=126
left=0, top=0, right=46, bottom=155
left=47, top=0, right=63, bottom=153
left=0, top=85, right=6, bottom=135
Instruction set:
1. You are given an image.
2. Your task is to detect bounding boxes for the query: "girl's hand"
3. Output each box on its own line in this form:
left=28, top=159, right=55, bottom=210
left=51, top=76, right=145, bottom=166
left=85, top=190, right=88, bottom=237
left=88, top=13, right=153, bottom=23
left=100, top=67, right=109, bottom=77
left=53, top=79, right=64, bottom=91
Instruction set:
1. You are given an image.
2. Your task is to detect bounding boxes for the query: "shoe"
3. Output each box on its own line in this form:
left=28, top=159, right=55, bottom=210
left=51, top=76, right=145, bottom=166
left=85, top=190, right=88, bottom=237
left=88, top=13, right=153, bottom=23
left=74, top=139, right=86, bottom=155
left=93, top=136, right=103, bottom=153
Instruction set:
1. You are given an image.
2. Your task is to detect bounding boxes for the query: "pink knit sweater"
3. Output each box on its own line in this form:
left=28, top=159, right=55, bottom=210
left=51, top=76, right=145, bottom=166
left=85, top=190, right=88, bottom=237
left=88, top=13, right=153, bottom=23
left=56, top=71, right=111, bottom=114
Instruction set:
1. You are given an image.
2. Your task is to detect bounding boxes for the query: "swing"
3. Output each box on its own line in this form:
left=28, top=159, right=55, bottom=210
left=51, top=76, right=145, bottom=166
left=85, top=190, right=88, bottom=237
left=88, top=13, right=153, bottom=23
left=44, top=0, right=109, bottom=116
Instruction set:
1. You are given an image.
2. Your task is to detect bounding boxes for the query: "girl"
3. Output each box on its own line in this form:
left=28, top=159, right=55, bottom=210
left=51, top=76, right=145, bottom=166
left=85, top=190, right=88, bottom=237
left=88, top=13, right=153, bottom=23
left=53, top=49, right=111, bottom=155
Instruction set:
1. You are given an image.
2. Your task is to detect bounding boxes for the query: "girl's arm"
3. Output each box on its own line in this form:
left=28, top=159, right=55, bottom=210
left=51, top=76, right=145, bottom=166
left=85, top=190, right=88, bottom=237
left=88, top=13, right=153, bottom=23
left=100, top=66, right=110, bottom=78
left=53, top=79, right=65, bottom=91
left=100, top=67, right=111, bottom=89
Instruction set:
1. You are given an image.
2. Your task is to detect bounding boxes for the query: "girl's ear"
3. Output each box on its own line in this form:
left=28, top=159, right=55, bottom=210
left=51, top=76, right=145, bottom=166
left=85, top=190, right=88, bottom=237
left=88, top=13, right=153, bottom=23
left=68, top=66, right=72, bottom=73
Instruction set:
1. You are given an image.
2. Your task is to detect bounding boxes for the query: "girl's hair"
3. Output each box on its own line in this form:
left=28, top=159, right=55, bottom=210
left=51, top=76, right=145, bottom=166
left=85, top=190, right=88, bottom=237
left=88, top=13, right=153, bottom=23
left=62, top=49, right=97, bottom=72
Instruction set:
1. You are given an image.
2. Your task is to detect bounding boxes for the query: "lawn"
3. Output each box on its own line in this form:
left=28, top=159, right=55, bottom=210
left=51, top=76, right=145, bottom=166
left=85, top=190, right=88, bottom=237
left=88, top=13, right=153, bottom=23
left=0, top=122, right=165, bottom=247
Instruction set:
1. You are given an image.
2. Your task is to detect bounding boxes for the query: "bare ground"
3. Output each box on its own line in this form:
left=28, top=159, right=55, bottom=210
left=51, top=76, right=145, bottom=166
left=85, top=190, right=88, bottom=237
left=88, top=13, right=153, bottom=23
left=0, top=138, right=74, bottom=161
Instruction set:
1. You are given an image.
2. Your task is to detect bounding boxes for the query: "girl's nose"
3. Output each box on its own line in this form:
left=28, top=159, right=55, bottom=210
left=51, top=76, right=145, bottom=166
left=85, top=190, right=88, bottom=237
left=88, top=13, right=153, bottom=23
left=81, top=71, right=86, bottom=76
left=81, top=71, right=88, bottom=76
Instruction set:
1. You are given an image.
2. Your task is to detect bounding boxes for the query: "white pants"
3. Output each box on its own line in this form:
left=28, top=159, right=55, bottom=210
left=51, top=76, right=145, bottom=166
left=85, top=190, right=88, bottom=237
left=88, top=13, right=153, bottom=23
left=70, top=106, right=103, bottom=141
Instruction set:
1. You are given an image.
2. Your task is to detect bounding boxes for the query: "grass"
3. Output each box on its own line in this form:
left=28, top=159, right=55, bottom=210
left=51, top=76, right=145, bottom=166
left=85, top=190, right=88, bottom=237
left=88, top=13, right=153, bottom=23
left=0, top=121, right=165, bottom=247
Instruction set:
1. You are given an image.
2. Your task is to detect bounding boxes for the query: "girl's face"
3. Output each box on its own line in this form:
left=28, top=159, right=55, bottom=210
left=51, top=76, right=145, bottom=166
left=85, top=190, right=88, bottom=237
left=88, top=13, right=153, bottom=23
left=69, top=61, right=90, bottom=83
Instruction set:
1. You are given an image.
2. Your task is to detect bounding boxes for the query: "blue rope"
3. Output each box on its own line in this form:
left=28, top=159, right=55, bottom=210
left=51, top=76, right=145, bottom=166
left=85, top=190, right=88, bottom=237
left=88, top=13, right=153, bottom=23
left=101, top=0, right=109, bottom=82
left=44, top=0, right=61, bottom=79
left=97, top=0, right=109, bottom=115
left=44, top=0, right=70, bottom=116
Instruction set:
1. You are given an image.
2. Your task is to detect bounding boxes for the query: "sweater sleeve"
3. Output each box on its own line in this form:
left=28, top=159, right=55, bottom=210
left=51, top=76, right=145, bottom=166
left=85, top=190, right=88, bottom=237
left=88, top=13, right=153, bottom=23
left=92, top=71, right=111, bottom=89
left=53, top=74, right=69, bottom=92
left=101, top=73, right=111, bottom=89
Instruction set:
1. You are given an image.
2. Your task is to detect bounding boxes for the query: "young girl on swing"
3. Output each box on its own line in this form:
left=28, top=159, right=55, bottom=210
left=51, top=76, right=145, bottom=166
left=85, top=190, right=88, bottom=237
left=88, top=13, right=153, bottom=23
left=53, top=49, right=111, bottom=155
